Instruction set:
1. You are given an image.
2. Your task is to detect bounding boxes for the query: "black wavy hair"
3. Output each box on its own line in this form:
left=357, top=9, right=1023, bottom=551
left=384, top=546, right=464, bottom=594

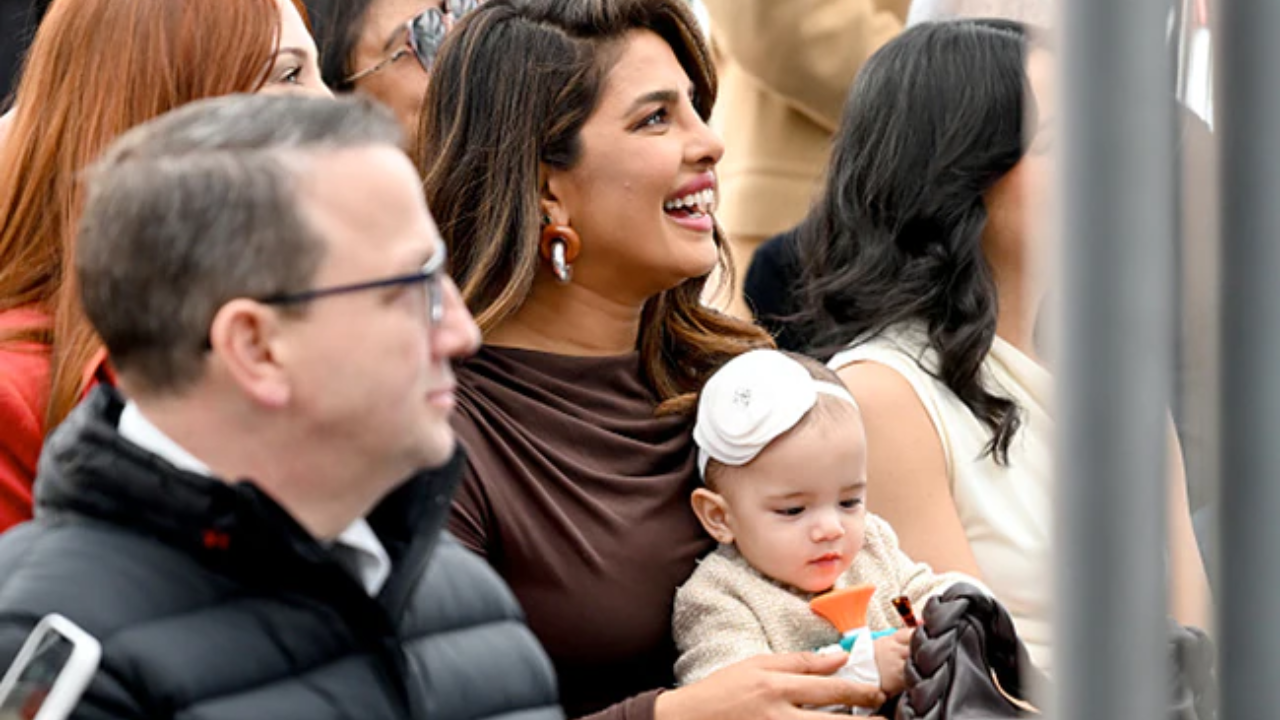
left=797, top=18, right=1038, bottom=464
left=300, top=0, right=376, bottom=92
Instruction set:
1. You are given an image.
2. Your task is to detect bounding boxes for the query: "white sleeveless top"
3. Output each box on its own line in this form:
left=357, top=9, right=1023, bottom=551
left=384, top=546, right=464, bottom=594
left=829, top=325, right=1054, bottom=669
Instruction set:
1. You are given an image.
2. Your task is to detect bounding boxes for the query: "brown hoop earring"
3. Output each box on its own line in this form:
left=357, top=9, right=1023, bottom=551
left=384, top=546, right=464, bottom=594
left=539, top=224, right=581, bottom=284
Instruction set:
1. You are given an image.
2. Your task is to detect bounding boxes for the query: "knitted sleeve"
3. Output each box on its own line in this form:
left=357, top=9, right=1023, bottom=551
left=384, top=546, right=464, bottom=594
left=672, top=559, right=775, bottom=686
left=859, top=513, right=984, bottom=619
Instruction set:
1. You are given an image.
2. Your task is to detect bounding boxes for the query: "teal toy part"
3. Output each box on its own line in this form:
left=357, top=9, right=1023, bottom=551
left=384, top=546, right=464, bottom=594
left=837, top=628, right=898, bottom=652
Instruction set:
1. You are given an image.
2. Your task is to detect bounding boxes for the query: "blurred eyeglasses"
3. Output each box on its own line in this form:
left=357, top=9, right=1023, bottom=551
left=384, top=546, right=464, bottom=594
left=344, top=0, right=480, bottom=83
left=258, top=247, right=448, bottom=327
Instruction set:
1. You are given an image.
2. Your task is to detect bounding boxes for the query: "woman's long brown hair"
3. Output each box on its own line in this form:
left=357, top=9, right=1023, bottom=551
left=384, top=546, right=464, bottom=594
left=0, top=0, right=291, bottom=433
left=418, top=0, right=772, bottom=412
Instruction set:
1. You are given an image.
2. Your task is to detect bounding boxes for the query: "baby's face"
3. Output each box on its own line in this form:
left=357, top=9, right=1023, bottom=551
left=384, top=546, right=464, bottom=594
left=714, top=405, right=868, bottom=593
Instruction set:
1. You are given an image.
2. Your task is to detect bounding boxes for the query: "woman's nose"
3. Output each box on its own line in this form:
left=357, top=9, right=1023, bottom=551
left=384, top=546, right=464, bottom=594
left=686, top=115, right=725, bottom=168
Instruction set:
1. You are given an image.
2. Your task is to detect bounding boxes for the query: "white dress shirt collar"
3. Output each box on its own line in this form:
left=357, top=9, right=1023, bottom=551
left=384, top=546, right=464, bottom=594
left=117, top=401, right=391, bottom=596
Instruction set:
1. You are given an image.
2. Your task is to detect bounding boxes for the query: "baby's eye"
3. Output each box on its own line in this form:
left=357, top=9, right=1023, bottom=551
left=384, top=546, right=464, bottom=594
left=774, top=507, right=804, bottom=517
left=839, top=498, right=864, bottom=510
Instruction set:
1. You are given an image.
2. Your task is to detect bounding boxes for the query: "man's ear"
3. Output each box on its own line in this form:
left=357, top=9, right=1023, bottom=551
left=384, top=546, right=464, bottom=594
left=691, top=487, right=735, bottom=545
left=207, top=299, right=292, bottom=409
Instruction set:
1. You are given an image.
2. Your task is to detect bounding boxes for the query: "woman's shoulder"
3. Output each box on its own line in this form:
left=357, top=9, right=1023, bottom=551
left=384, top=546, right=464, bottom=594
left=0, top=347, right=50, bottom=412
left=830, top=325, right=946, bottom=417
left=454, top=343, right=688, bottom=450
left=0, top=309, right=53, bottom=530
left=830, top=323, right=975, bottom=429
left=0, top=306, right=51, bottom=333
left=831, top=332, right=957, bottom=480
left=0, top=309, right=53, bottom=419
left=457, top=344, right=651, bottom=409
left=827, top=323, right=933, bottom=373
left=451, top=348, right=549, bottom=457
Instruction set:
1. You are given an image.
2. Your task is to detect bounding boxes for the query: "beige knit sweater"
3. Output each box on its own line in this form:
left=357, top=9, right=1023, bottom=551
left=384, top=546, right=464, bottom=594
left=672, top=513, right=977, bottom=685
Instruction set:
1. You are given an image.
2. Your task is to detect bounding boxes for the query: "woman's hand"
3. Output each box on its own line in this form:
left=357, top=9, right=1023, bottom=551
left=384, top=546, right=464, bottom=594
left=872, top=629, right=913, bottom=695
left=654, top=652, right=887, bottom=720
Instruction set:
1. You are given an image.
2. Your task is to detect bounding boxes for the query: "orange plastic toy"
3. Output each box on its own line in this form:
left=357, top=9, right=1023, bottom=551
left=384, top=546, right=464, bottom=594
left=810, top=584, right=876, bottom=637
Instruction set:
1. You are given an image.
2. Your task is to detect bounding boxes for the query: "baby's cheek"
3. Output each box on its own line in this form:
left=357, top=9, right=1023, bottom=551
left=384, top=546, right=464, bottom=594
left=850, top=520, right=868, bottom=546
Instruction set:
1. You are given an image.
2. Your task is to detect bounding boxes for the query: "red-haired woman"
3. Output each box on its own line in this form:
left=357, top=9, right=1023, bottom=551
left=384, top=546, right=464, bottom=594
left=0, top=0, right=328, bottom=532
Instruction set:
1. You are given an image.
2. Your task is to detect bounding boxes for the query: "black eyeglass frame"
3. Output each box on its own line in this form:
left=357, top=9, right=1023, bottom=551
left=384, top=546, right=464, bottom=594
left=257, top=247, right=448, bottom=326
left=343, top=0, right=479, bottom=84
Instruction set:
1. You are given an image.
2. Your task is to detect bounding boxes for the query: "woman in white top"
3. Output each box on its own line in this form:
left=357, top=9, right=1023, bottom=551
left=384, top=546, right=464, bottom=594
left=794, top=19, right=1210, bottom=668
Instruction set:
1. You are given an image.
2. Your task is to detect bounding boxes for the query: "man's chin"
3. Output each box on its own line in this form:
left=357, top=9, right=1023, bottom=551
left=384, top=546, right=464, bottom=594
left=417, top=430, right=458, bottom=470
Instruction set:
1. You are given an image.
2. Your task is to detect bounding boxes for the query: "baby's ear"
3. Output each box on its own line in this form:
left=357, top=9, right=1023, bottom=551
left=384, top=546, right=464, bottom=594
left=691, top=488, right=734, bottom=544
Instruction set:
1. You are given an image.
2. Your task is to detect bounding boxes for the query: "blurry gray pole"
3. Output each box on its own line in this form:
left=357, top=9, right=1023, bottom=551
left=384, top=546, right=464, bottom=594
left=1056, top=0, right=1173, bottom=717
left=1220, top=0, right=1280, bottom=715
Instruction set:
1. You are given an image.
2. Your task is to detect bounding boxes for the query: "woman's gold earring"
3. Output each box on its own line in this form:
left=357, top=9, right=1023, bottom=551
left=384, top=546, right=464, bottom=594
left=539, top=224, right=581, bottom=284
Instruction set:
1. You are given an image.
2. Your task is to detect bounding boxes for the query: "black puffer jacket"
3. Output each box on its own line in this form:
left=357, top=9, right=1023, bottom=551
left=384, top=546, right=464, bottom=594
left=0, top=387, right=563, bottom=720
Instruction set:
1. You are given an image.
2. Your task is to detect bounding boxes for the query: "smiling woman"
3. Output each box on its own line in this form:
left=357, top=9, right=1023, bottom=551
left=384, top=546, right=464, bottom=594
left=413, top=2, right=915, bottom=719
left=0, top=0, right=327, bottom=533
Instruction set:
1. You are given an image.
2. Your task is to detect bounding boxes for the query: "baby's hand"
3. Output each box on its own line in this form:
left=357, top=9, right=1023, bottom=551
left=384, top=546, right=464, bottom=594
left=873, top=628, right=913, bottom=695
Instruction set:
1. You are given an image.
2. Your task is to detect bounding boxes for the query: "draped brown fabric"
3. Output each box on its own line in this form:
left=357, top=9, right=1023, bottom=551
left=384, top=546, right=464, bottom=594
left=449, top=345, right=714, bottom=720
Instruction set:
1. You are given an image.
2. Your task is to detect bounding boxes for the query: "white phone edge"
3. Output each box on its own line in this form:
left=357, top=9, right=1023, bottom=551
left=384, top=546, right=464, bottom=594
left=0, top=613, right=103, bottom=720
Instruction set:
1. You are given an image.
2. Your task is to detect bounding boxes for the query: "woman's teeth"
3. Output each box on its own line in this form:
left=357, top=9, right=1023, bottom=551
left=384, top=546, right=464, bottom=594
left=663, top=188, right=717, bottom=216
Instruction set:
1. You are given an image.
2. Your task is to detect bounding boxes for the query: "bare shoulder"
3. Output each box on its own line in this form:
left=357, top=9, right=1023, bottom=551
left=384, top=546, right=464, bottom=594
left=836, top=361, right=981, bottom=574
left=835, top=361, right=942, bottom=459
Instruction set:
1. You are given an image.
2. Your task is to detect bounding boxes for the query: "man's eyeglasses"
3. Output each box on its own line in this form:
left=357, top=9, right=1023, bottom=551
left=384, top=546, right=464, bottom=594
left=344, top=0, right=480, bottom=84
left=258, top=248, right=448, bottom=326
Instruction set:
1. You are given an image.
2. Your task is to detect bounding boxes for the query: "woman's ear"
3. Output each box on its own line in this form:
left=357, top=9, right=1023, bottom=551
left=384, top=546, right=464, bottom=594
left=691, top=487, right=735, bottom=545
left=538, top=162, right=569, bottom=227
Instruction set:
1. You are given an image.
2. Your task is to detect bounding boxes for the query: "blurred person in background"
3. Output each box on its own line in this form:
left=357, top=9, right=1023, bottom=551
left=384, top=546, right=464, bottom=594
left=0, top=0, right=50, bottom=110
left=745, top=0, right=1222, bottom=585
left=702, top=0, right=909, bottom=319
left=0, top=0, right=327, bottom=533
left=0, top=0, right=49, bottom=147
left=304, top=0, right=479, bottom=146
left=797, top=19, right=1211, bottom=669
left=744, top=0, right=1050, bottom=349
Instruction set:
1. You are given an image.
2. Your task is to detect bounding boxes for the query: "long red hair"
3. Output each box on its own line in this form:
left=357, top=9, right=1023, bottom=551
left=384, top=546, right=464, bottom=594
left=0, top=0, right=295, bottom=433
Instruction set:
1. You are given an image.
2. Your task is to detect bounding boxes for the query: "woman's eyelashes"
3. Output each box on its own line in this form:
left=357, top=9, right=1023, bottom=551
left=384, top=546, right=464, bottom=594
left=270, top=63, right=303, bottom=85
left=635, top=106, right=670, bottom=130
left=632, top=87, right=702, bottom=131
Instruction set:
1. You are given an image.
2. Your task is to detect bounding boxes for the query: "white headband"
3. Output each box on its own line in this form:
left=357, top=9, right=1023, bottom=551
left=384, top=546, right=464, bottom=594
left=693, top=350, right=860, bottom=478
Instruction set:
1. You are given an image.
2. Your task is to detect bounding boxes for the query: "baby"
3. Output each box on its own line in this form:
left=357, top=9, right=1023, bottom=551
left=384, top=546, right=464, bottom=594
left=672, top=350, right=977, bottom=705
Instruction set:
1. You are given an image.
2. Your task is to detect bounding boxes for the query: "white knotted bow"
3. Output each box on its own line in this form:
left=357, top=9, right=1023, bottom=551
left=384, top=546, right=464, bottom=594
left=693, top=350, right=858, bottom=477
